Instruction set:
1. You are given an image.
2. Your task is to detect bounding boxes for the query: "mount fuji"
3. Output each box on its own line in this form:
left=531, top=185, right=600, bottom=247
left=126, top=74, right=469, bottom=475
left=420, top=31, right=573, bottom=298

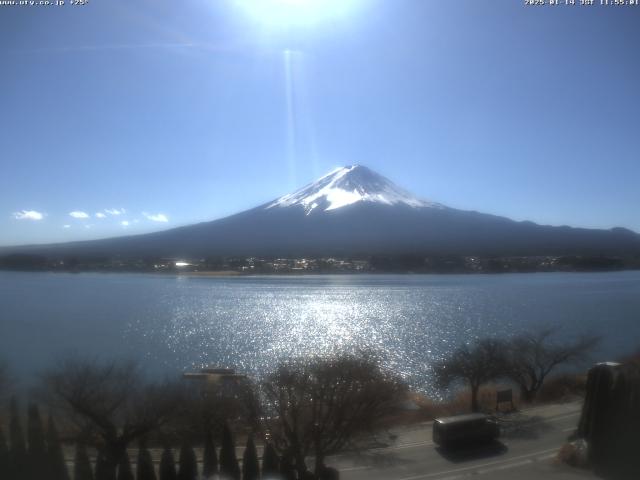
left=265, top=165, right=443, bottom=214
left=4, top=165, right=640, bottom=259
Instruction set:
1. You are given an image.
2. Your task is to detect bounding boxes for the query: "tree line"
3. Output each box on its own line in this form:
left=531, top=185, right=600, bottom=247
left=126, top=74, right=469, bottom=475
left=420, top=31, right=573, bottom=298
left=0, top=401, right=295, bottom=480
left=0, top=328, right=598, bottom=480
left=0, top=354, right=404, bottom=480
left=434, top=329, right=599, bottom=411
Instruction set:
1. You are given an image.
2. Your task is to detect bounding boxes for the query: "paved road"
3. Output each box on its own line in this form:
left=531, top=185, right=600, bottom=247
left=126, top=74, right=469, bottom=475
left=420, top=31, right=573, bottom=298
left=331, top=401, right=597, bottom=480
left=62, top=401, right=595, bottom=479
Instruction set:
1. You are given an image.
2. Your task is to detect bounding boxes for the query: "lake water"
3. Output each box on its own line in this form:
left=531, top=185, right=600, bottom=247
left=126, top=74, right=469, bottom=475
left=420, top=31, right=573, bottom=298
left=1, top=271, right=639, bottom=396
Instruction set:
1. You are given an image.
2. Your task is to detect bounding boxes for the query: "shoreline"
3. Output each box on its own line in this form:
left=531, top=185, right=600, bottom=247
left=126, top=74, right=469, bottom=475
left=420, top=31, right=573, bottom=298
left=0, top=267, right=639, bottom=277
left=174, top=270, right=243, bottom=277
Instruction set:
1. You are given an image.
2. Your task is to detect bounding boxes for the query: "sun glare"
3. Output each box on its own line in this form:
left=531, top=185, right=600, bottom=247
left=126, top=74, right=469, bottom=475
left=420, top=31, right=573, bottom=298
left=234, top=0, right=361, bottom=27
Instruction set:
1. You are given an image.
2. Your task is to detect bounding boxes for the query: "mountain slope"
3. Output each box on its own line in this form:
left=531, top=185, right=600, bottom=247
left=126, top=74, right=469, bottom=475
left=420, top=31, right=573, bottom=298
left=3, top=165, right=640, bottom=259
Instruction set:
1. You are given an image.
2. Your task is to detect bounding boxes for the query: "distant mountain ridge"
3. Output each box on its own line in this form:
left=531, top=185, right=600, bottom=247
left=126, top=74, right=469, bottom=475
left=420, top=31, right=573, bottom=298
left=3, top=165, right=640, bottom=259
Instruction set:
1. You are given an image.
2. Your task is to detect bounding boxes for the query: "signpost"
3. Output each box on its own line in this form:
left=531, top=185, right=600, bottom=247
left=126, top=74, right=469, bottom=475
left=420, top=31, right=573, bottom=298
left=496, top=388, right=515, bottom=412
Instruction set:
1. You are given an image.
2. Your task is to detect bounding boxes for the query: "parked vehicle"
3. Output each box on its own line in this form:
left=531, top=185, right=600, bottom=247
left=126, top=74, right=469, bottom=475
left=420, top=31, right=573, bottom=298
left=433, top=413, right=500, bottom=448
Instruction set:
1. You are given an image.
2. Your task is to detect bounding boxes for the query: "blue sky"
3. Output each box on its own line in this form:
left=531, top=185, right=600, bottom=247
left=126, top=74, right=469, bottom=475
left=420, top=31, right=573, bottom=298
left=1, top=0, right=639, bottom=246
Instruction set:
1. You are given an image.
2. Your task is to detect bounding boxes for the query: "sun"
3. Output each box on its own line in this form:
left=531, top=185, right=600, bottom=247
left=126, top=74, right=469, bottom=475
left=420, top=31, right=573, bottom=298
left=234, top=0, right=361, bottom=27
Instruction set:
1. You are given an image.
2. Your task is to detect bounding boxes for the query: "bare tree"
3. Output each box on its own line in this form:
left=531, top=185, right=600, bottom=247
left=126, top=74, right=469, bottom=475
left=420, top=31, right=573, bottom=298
left=505, top=329, right=599, bottom=402
left=433, top=338, right=508, bottom=412
left=170, top=375, right=261, bottom=443
left=263, top=353, right=406, bottom=478
left=40, top=357, right=182, bottom=479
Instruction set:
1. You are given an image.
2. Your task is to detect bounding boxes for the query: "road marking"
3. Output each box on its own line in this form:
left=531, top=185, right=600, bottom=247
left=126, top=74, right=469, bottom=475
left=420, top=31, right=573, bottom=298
left=498, top=410, right=580, bottom=427
left=537, top=453, right=558, bottom=461
left=333, top=439, right=434, bottom=459
left=384, top=440, right=434, bottom=450
left=340, top=465, right=371, bottom=472
left=340, top=445, right=564, bottom=477
left=540, top=411, right=580, bottom=422
left=475, top=452, right=557, bottom=476
left=394, top=453, right=559, bottom=480
left=513, top=402, right=581, bottom=416
left=476, top=458, right=533, bottom=475
left=394, top=447, right=560, bottom=480
left=476, top=458, right=533, bottom=474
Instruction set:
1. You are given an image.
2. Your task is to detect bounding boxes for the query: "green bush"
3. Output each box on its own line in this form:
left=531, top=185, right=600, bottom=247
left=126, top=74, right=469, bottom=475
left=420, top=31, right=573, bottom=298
left=242, top=435, right=259, bottom=480
left=137, top=441, right=157, bottom=480
left=202, top=432, right=218, bottom=479
left=27, top=404, right=47, bottom=480
left=159, top=447, right=177, bottom=480
left=219, top=424, right=240, bottom=480
left=178, top=442, right=198, bottom=480
left=46, top=416, right=69, bottom=480
left=117, top=451, right=134, bottom=480
left=74, top=443, right=94, bottom=480
left=261, top=442, right=279, bottom=478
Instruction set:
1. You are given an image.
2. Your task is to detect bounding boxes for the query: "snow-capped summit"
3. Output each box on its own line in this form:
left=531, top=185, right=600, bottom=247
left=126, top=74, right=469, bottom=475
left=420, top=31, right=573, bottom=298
left=266, top=165, right=444, bottom=215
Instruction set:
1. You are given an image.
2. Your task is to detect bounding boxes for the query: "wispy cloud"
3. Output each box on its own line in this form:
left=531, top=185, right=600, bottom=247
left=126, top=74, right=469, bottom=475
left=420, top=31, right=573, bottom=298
left=95, top=212, right=106, bottom=219
left=13, top=210, right=44, bottom=221
left=105, top=208, right=126, bottom=216
left=63, top=225, right=71, bottom=229
left=69, top=211, right=90, bottom=219
left=143, top=212, right=169, bottom=223
left=121, top=220, right=130, bottom=227
left=8, top=42, right=237, bottom=56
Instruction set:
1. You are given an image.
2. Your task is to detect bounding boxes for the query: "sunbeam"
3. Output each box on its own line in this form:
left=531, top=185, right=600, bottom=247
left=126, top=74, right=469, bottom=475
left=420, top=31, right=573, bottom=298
left=284, top=49, right=299, bottom=189
left=234, top=0, right=363, bottom=27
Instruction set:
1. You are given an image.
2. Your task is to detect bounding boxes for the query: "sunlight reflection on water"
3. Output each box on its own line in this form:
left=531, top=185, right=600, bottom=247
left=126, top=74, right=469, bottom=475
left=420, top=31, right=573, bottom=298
left=125, top=274, right=597, bottom=397
left=2, top=272, right=640, bottom=398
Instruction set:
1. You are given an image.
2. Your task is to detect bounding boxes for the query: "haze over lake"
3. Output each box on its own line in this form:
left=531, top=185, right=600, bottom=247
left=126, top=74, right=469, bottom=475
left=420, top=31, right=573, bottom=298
left=1, top=271, right=638, bottom=396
